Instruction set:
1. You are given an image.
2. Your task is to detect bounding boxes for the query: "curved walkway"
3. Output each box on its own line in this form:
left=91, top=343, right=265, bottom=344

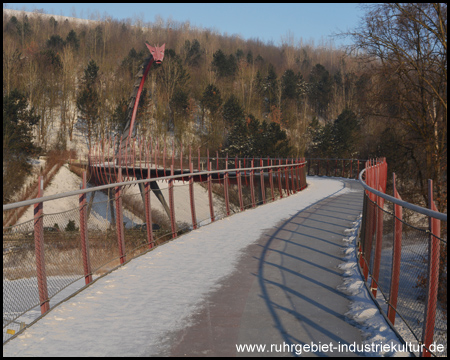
left=159, top=179, right=364, bottom=357
left=4, top=178, right=365, bottom=357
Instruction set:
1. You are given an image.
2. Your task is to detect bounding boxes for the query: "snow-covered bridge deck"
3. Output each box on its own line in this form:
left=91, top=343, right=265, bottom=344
left=3, top=177, right=404, bottom=356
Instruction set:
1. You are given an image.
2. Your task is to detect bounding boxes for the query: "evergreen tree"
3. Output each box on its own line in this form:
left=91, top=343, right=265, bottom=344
left=112, top=97, right=128, bottom=134
left=65, top=29, right=80, bottom=50
left=333, top=108, right=360, bottom=158
left=212, top=49, right=237, bottom=78
left=263, top=64, right=278, bottom=111
left=223, top=114, right=291, bottom=158
left=223, top=94, right=244, bottom=128
left=307, top=109, right=360, bottom=158
left=76, top=60, right=100, bottom=148
left=281, top=69, right=298, bottom=101
left=182, top=39, right=202, bottom=67
left=308, top=63, right=333, bottom=118
left=201, top=84, right=222, bottom=119
left=46, top=35, right=65, bottom=51
left=3, top=89, right=41, bottom=202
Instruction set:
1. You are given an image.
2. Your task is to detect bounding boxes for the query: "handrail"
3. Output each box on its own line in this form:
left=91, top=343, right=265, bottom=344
left=359, top=167, right=447, bottom=222
left=3, top=161, right=306, bottom=212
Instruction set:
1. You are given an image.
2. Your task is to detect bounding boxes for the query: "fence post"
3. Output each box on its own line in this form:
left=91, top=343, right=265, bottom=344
left=79, top=172, right=92, bottom=284
left=370, top=177, right=385, bottom=297
left=278, top=160, right=283, bottom=198
left=285, top=159, right=290, bottom=196
left=34, top=176, right=50, bottom=314
left=189, top=162, right=198, bottom=229
left=250, top=160, right=256, bottom=208
left=224, top=160, right=230, bottom=215
left=207, top=162, right=215, bottom=222
left=144, top=166, right=154, bottom=249
left=163, top=139, right=167, bottom=177
left=260, top=159, right=266, bottom=204
left=387, top=173, right=402, bottom=325
left=169, top=165, right=177, bottom=238
left=421, top=180, right=441, bottom=357
left=115, top=171, right=126, bottom=264
left=359, top=192, right=369, bottom=281
left=269, top=159, right=274, bottom=202
left=237, top=160, right=244, bottom=211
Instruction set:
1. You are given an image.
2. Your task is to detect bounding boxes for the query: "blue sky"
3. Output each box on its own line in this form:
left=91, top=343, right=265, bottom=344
left=4, top=3, right=363, bottom=48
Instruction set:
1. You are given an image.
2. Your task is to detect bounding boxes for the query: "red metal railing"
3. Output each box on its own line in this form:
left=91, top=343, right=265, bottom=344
left=3, top=155, right=307, bottom=343
left=359, top=158, right=447, bottom=357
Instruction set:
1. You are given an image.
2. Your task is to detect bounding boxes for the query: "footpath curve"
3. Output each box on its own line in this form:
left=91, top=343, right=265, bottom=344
left=4, top=178, right=367, bottom=357
left=159, top=179, right=365, bottom=357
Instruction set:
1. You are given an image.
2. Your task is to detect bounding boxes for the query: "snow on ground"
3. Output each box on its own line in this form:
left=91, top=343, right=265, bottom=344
left=339, top=226, right=447, bottom=357
left=13, top=163, right=232, bottom=231
left=2, top=177, right=350, bottom=356
left=12, top=164, right=140, bottom=231
left=338, top=218, right=411, bottom=357
left=3, top=177, right=418, bottom=356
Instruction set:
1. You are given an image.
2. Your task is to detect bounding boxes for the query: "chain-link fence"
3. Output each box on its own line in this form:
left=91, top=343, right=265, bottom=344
left=3, top=159, right=307, bottom=343
left=359, top=160, right=447, bottom=357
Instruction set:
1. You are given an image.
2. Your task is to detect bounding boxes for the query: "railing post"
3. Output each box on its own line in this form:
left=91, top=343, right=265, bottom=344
left=189, top=162, right=198, bottom=229
left=285, top=159, right=290, bottom=196
left=208, top=162, right=215, bottom=222
left=278, top=159, right=283, bottom=199
left=216, top=150, right=219, bottom=171
left=359, top=191, right=369, bottom=281
left=421, top=179, right=441, bottom=357
left=79, top=172, right=92, bottom=284
left=291, top=159, right=296, bottom=194
left=387, top=173, right=402, bottom=325
left=169, top=165, right=177, bottom=238
left=237, top=160, right=244, bottom=211
left=370, top=160, right=387, bottom=297
left=224, top=160, right=230, bottom=215
left=250, top=160, right=256, bottom=208
left=144, top=166, right=154, bottom=249
left=34, top=176, right=49, bottom=314
left=115, top=171, right=126, bottom=264
left=163, top=139, right=167, bottom=177
left=269, top=159, right=274, bottom=202
left=260, top=159, right=266, bottom=204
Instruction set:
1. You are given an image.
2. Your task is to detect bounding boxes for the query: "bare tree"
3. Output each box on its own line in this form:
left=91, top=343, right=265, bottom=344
left=345, top=3, right=447, bottom=210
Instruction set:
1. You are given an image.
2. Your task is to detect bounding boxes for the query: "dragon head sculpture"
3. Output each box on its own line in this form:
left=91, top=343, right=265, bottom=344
left=145, top=43, right=165, bottom=64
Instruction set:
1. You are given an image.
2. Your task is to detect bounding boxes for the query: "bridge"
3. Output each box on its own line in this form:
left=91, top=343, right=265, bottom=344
left=3, top=156, right=446, bottom=356
left=3, top=43, right=447, bottom=356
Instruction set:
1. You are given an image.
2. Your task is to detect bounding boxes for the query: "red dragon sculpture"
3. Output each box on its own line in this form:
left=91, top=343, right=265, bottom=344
left=118, top=43, right=165, bottom=153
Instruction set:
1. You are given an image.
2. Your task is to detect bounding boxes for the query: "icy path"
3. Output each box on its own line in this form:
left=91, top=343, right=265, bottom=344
left=3, top=177, right=400, bottom=356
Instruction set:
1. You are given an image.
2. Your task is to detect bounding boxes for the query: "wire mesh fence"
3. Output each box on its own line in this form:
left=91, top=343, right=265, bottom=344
left=3, top=158, right=307, bottom=343
left=359, top=160, right=447, bottom=357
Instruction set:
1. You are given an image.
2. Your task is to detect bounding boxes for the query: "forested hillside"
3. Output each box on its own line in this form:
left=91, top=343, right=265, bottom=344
left=2, top=5, right=447, bottom=213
